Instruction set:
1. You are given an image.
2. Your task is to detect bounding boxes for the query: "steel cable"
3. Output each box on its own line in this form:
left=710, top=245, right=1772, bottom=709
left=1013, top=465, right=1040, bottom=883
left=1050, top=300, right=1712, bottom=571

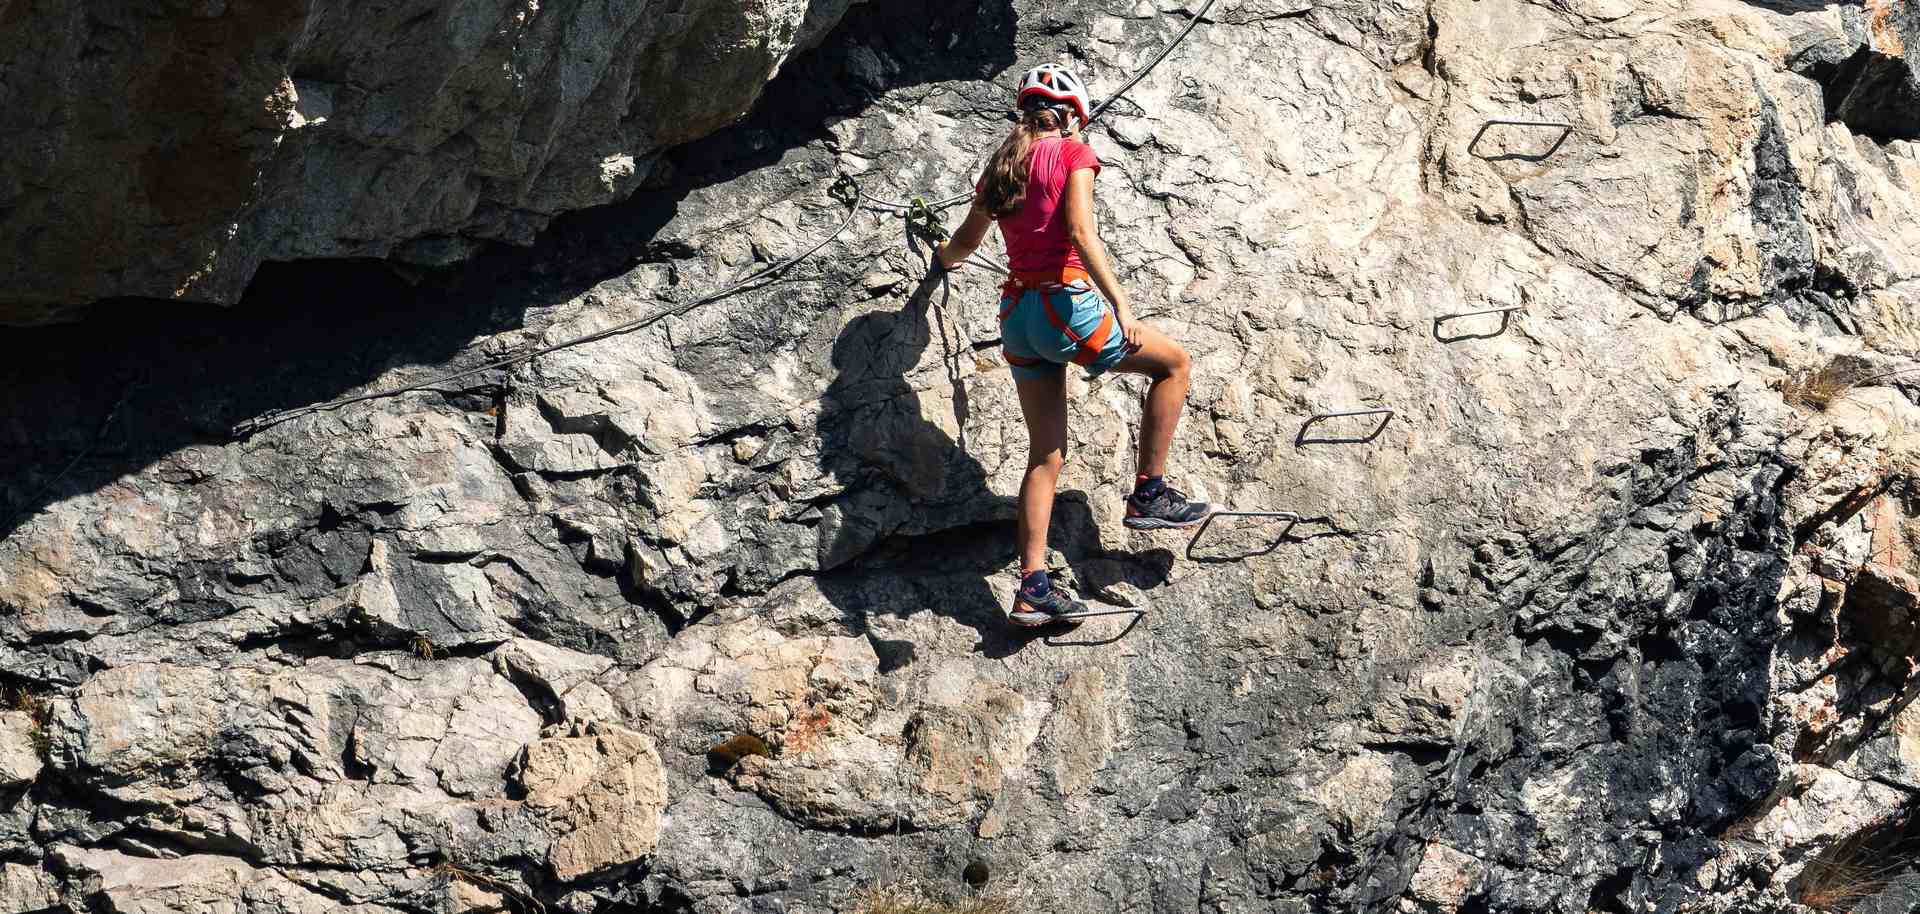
left=232, top=179, right=869, bottom=437
left=1087, top=0, right=1219, bottom=126
left=860, top=0, right=1219, bottom=215
left=230, top=1, right=1220, bottom=438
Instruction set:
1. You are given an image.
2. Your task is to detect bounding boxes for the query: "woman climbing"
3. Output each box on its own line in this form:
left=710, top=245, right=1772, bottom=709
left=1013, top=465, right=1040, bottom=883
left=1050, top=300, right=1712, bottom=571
left=934, top=64, right=1210, bottom=627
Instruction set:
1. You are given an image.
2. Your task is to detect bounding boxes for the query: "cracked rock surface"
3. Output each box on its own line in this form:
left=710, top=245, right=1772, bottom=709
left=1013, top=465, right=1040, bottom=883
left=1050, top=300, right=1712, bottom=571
left=0, top=0, right=861, bottom=325
left=6, top=0, right=1920, bottom=911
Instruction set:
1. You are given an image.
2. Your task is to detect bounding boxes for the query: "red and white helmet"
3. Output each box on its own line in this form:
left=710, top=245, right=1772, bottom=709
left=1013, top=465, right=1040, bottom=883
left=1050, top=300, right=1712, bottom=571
left=1017, top=64, right=1091, bottom=127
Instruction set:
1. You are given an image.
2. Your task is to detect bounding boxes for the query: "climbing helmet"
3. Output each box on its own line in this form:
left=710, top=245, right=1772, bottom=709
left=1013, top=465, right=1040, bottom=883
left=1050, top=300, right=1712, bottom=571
left=1016, top=64, right=1091, bottom=127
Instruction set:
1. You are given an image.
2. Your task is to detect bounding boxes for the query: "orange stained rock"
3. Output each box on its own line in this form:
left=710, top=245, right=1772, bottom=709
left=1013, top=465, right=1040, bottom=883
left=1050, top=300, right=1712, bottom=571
left=1868, top=0, right=1908, bottom=55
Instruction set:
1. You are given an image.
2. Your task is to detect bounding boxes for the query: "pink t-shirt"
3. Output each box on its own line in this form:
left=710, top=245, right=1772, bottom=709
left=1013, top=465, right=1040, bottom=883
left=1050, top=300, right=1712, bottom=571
left=992, top=136, right=1101, bottom=273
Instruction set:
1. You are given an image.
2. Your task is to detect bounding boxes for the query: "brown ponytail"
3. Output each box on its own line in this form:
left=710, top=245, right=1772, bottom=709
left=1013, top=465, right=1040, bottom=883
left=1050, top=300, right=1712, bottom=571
left=978, top=106, right=1065, bottom=219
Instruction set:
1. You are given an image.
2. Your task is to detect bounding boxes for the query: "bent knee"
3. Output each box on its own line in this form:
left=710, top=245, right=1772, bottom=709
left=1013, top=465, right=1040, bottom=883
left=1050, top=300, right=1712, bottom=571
left=1029, top=446, right=1067, bottom=471
left=1145, top=344, right=1191, bottom=382
left=1167, top=344, right=1192, bottom=379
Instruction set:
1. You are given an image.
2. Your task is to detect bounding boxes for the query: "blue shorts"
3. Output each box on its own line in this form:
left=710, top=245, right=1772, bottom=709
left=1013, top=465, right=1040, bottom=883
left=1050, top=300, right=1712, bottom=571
left=997, top=280, right=1129, bottom=381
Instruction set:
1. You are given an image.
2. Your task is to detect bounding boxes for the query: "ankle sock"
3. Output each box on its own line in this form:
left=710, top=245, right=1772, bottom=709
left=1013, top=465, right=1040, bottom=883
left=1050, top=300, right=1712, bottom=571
left=1134, top=474, right=1166, bottom=498
left=1019, top=570, right=1050, bottom=598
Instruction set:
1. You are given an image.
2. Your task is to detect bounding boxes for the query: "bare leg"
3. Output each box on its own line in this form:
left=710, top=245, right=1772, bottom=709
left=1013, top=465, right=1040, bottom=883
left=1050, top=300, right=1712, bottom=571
left=1112, top=324, right=1192, bottom=477
left=1013, top=370, right=1069, bottom=572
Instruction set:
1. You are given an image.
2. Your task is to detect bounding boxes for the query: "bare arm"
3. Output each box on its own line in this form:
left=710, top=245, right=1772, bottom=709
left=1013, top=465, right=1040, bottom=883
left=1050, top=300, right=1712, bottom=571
left=935, top=202, right=995, bottom=270
left=1062, top=166, right=1138, bottom=345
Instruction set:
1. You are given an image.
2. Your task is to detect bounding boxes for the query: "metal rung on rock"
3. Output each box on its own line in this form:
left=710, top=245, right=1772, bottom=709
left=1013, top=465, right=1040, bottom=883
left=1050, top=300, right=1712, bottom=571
left=1468, top=120, right=1573, bottom=161
left=1433, top=306, right=1524, bottom=341
left=1298, top=408, right=1395, bottom=446
left=1187, top=510, right=1301, bottom=562
left=1053, top=607, right=1149, bottom=622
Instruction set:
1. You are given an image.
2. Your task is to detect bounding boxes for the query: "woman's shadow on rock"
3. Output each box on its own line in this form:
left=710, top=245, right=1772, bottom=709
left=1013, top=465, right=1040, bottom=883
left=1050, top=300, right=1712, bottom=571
left=810, top=269, right=1172, bottom=658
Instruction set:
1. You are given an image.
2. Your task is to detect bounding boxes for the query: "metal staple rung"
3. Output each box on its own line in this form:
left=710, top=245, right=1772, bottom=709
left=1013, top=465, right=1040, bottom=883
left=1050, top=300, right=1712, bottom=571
left=1433, top=306, right=1525, bottom=341
left=1436, top=306, right=1525, bottom=320
left=1054, top=607, right=1149, bottom=621
left=1299, top=407, right=1395, bottom=446
left=1468, top=120, right=1574, bottom=161
left=1186, top=510, right=1301, bottom=562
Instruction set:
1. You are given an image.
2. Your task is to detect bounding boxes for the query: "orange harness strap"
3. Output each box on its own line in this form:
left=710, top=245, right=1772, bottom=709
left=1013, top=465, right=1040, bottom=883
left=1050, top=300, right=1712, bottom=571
left=998, top=266, right=1114, bottom=367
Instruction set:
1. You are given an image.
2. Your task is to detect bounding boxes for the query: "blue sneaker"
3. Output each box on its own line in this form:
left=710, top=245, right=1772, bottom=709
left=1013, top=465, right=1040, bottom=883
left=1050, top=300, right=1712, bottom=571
left=1010, top=574, right=1087, bottom=627
left=1124, top=481, right=1211, bottom=530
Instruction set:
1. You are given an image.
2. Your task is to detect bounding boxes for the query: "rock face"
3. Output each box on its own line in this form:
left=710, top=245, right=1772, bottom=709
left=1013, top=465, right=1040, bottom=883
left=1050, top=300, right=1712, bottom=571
left=4, top=0, right=1920, bottom=912
left=0, top=0, right=861, bottom=325
left=515, top=721, right=671, bottom=881
left=1787, top=0, right=1920, bottom=141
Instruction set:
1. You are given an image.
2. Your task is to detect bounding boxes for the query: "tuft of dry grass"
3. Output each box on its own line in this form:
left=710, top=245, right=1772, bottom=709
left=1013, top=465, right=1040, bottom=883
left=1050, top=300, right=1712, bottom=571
left=1794, top=817, right=1920, bottom=912
left=1799, top=857, right=1911, bottom=912
left=411, top=635, right=439, bottom=661
left=1782, top=359, right=1867, bottom=411
left=845, top=882, right=1016, bottom=914
left=2, top=687, right=42, bottom=717
left=3, top=686, right=52, bottom=757
left=433, top=862, right=547, bottom=914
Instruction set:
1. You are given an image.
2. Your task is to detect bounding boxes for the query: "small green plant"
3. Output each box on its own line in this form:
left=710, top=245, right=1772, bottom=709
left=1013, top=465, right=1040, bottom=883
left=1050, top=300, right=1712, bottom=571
left=410, top=635, right=439, bottom=661
left=1782, top=359, right=1866, bottom=411
left=845, top=881, right=1015, bottom=914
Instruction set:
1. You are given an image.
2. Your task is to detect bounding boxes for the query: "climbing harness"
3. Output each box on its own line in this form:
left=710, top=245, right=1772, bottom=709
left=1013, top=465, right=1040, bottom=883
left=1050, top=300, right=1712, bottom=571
left=996, top=266, right=1117, bottom=370
left=220, top=0, right=1220, bottom=439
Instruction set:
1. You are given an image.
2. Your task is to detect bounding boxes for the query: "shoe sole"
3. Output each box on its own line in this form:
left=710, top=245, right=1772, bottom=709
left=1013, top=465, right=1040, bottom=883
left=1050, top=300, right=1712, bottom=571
left=1124, top=514, right=1209, bottom=530
left=1010, top=611, right=1085, bottom=628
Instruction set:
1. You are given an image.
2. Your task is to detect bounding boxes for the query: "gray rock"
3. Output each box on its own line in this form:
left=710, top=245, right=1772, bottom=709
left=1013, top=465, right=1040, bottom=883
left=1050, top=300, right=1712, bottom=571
left=0, top=711, right=42, bottom=788
left=1779, top=0, right=1920, bottom=141
left=53, top=845, right=407, bottom=913
left=0, top=862, right=58, bottom=913
left=0, top=0, right=863, bottom=325
left=4, top=0, right=1920, bottom=911
left=512, top=720, right=670, bottom=881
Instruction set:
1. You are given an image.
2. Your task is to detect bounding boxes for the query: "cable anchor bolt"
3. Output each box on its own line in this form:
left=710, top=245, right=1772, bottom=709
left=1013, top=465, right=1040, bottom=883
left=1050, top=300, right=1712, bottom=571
left=828, top=173, right=861, bottom=207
